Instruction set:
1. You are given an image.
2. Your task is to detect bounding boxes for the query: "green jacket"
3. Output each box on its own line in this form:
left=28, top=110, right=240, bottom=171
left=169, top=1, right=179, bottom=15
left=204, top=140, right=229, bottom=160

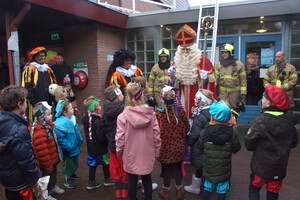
left=198, top=123, right=241, bottom=183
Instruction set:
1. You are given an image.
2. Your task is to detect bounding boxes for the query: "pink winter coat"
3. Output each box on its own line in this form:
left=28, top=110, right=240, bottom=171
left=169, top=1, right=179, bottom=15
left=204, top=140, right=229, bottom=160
left=116, top=105, right=161, bottom=175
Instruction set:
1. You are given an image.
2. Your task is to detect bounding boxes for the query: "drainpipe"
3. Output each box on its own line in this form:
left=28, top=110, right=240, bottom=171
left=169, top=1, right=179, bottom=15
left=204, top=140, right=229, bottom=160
left=5, top=10, right=14, bottom=85
left=6, top=3, right=31, bottom=86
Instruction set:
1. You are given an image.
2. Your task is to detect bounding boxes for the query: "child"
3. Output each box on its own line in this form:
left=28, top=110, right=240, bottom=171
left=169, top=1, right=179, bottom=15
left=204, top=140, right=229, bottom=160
left=82, top=96, right=114, bottom=190
left=155, top=86, right=190, bottom=200
left=245, top=85, right=298, bottom=200
left=53, top=100, right=83, bottom=189
left=30, top=101, right=65, bottom=199
left=116, top=82, right=161, bottom=200
left=184, top=89, right=214, bottom=194
left=0, top=85, right=39, bottom=200
left=132, top=76, right=155, bottom=107
left=198, top=102, right=241, bottom=200
left=168, top=66, right=176, bottom=87
left=102, top=85, right=128, bottom=198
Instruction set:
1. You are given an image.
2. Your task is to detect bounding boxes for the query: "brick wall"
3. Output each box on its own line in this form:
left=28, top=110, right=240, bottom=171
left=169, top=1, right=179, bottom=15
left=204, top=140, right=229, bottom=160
left=64, top=23, right=124, bottom=116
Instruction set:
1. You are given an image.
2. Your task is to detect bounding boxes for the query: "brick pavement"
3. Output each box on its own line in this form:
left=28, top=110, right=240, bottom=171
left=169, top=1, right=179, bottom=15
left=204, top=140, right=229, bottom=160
left=1, top=124, right=300, bottom=200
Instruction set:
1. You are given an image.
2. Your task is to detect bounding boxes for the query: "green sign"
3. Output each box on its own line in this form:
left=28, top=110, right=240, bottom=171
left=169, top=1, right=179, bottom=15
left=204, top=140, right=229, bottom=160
left=51, top=33, right=59, bottom=40
left=73, top=61, right=88, bottom=68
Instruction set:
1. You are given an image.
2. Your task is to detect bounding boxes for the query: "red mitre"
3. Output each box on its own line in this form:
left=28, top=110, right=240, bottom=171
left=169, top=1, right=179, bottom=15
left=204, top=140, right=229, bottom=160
left=175, top=24, right=197, bottom=47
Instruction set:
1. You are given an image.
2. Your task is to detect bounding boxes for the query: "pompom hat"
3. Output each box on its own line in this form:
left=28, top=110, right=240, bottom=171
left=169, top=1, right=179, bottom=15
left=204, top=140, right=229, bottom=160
left=263, top=85, right=290, bottom=110
left=209, top=102, right=231, bottom=122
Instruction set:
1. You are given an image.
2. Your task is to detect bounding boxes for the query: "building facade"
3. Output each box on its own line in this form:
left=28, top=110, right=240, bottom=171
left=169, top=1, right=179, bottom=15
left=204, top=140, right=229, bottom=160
left=124, top=0, right=300, bottom=121
left=1, top=0, right=299, bottom=121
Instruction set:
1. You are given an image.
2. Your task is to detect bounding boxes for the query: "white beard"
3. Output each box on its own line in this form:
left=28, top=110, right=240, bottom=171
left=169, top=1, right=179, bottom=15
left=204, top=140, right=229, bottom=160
left=174, top=43, right=201, bottom=85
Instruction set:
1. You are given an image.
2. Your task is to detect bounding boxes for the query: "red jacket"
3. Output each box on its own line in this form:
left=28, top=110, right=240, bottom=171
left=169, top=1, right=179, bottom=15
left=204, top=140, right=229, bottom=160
left=30, top=123, right=59, bottom=173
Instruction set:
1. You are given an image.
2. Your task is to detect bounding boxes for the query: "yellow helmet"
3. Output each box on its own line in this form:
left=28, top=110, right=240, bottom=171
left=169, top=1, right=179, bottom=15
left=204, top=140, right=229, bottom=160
left=221, top=43, right=234, bottom=56
left=158, top=48, right=170, bottom=57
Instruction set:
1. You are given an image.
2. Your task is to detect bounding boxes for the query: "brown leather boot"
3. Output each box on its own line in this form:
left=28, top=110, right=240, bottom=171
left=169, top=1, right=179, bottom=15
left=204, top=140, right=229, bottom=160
left=176, top=184, right=185, bottom=200
left=159, top=186, right=171, bottom=200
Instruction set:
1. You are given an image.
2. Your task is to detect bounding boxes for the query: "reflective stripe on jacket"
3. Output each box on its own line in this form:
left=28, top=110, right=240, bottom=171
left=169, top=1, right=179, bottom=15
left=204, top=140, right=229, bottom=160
left=263, top=63, right=298, bottom=91
left=263, top=63, right=298, bottom=107
left=215, top=60, right=247, bottom=94
left=148, top=64, right=169, bottom=95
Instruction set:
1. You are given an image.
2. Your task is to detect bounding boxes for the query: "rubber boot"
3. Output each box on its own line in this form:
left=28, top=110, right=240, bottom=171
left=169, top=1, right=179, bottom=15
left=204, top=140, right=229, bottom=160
left=175, top=184, right=185, bottom=200
left=184, top=174, right=201, bottom=194
left=159, top=186, right=171, bottom=200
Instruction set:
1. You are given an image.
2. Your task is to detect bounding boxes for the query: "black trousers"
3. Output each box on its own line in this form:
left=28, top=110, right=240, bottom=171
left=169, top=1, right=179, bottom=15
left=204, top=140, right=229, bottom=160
left=128, top=173, right=152, bottom=200
left=89, top=164, right=110, bottom=181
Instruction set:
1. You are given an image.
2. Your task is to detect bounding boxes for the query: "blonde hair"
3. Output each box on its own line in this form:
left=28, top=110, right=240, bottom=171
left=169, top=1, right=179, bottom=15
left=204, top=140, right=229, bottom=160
left=131, top=76, right=147, bottom=89
left=126, top=82, right=145, bottom=107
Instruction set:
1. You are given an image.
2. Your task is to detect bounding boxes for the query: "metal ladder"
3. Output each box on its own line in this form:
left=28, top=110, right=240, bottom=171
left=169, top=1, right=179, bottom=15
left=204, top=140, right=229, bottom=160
left=196, top=0, right=220, bottom=65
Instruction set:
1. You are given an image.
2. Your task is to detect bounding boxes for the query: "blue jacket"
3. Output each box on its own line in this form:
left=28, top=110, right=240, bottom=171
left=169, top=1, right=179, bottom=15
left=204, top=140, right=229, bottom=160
left=54, top=115, right=83, bottom=160
left=0, top=111, right=39, bottom=191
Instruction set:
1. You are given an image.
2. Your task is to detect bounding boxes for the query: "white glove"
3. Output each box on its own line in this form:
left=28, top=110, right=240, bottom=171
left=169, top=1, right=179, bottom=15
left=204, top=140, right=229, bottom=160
left=200, top=70, right=208, bottom=80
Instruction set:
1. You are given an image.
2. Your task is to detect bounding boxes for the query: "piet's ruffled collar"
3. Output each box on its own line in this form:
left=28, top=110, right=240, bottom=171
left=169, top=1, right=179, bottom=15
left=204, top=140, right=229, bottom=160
left=30, top=62, right=49, bottom=72
left=116, top=65, right=137, bottom=77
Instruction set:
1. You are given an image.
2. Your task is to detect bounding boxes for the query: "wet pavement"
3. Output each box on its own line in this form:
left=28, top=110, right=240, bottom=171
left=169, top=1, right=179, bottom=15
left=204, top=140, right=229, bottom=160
left=1, top=124, right=300, bottom=200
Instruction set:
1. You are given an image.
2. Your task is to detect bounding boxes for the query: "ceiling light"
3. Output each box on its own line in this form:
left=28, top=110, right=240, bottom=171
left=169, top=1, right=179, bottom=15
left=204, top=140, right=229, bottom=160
left=256, top=24, right=267, bottom=33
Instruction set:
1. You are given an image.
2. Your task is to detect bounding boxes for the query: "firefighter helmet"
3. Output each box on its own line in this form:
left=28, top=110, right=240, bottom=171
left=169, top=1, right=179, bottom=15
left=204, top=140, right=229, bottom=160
left=221, top=43, right=234, bottom=56
left=158, top=48, right=170, bottom=57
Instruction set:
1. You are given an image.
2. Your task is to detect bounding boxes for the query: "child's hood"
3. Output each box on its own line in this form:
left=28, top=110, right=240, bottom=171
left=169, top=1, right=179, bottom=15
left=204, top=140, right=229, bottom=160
left=263, top=111, right=298, bottom=138
left=103, top=101, right=124, bottom=119
left=205, top=124, right=233, bottom=145
left=122, top=106, right=154, bottom=129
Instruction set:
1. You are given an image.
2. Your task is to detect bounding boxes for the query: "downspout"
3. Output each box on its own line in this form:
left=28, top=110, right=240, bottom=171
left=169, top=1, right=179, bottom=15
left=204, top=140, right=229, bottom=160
left=7, top=3, right=31, bottom=86
left=5, top=10, right=14, bottom=85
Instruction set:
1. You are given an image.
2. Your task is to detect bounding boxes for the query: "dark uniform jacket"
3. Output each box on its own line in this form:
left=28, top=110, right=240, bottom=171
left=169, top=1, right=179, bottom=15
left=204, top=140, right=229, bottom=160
left=51, top=63, right=74, bottom=86
left=198, top=122, right=241, bottom=183
left=188, top=107, right=210, bottom=169
left=102, top=101, right=124, bottom=152
left=245, top=107, right=298, bottom=180
left=0, top=112, right=39, bottom=191
left=82, top=113, right=108, bottom=157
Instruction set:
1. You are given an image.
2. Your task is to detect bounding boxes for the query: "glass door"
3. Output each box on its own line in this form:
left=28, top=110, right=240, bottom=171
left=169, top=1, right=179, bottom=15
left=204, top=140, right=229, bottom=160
left=241, top=34, right=282, bottom=105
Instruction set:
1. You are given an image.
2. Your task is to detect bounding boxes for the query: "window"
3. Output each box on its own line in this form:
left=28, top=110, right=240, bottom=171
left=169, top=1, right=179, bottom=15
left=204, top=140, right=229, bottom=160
left=291, top=15, right=300, bottom=71
left=125, top=28, right=157, bottom=77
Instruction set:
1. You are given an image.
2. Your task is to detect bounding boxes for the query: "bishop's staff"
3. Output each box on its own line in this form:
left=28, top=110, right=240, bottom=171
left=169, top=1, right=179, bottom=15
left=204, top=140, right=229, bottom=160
left=199, top=16, right=214, bottom=91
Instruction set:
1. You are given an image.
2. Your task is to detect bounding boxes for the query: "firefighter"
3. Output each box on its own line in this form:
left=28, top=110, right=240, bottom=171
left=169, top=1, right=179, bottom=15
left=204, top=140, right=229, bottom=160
left=215, top=43, right=247, bottom=114
left=263, top=51, right=298, bottom=109
left=148, top=48, right=171, bottom=106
